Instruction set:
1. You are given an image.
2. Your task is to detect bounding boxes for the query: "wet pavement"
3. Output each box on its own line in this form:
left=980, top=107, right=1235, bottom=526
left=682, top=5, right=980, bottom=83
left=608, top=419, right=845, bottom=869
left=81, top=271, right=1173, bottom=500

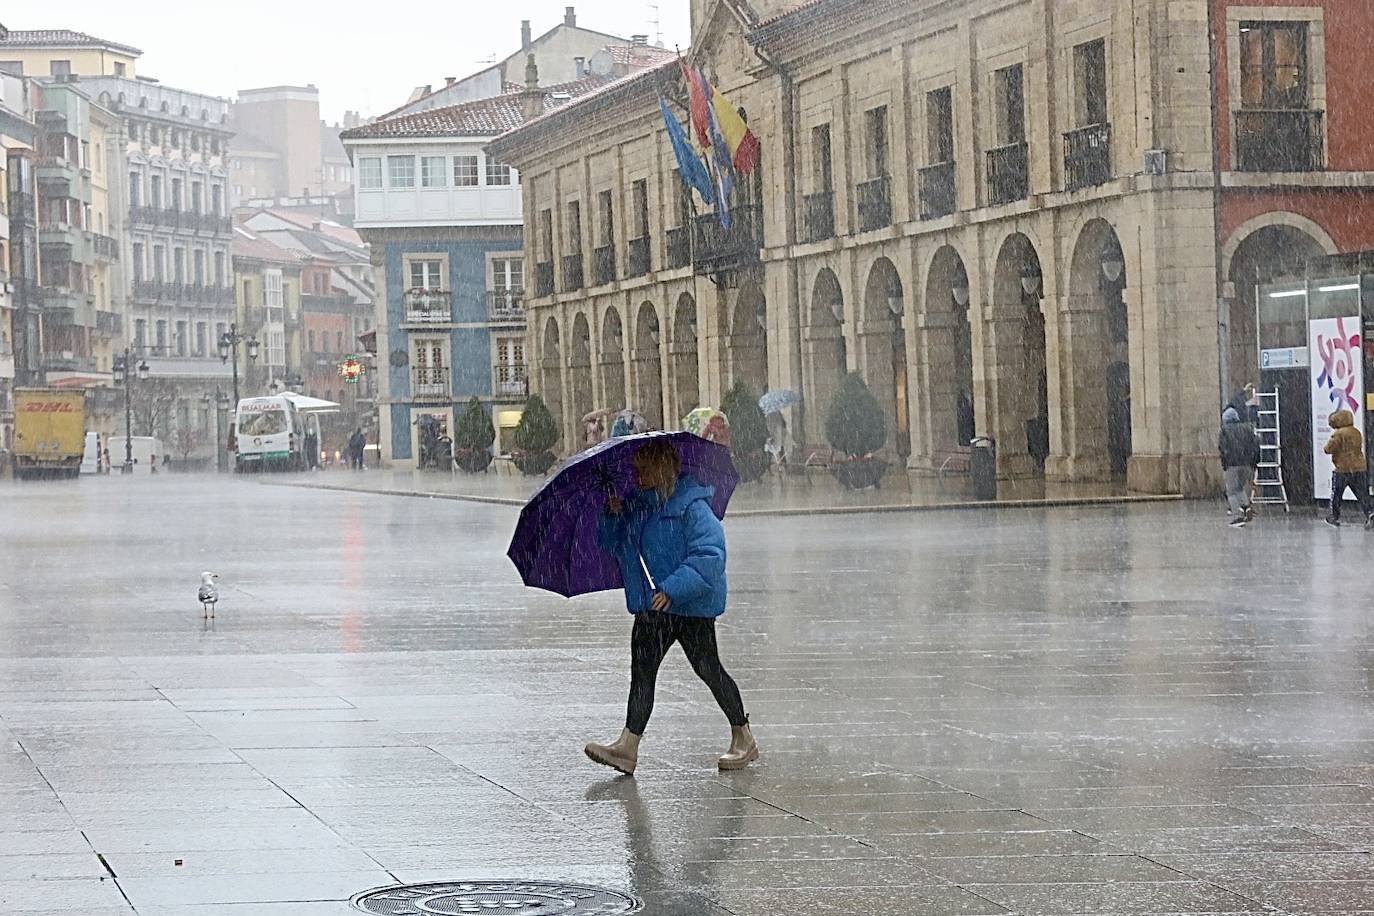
left=2, top=473, right=1373, bottom=914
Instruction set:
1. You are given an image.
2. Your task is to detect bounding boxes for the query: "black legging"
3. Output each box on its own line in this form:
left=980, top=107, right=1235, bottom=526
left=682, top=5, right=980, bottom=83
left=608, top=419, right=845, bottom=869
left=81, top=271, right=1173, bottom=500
left=627, top=611, right=747, bottom=736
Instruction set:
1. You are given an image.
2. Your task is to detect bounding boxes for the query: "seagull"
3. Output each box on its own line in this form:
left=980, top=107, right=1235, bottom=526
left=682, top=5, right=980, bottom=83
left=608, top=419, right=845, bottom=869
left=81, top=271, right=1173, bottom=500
left=198, top=572, right=219, bottom=619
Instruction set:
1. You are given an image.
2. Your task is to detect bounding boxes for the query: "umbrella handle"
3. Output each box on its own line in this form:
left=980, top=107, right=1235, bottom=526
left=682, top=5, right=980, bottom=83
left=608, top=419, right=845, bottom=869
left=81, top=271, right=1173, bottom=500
left=638, top=553, right=657, bottom=592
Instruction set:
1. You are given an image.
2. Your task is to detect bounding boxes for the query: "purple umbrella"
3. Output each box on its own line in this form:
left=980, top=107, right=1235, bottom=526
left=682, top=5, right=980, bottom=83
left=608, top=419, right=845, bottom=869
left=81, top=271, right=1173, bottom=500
left=507, top=431, right=739, bottom=598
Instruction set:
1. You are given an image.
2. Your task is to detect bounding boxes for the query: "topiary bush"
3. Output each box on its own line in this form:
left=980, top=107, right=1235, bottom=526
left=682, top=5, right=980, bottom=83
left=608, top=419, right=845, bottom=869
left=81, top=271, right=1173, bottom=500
left=453, top=396, right=495, bottom=472
left=826, top=373, right=887, bottom=458
left=720, top=381, right=768, bottom=483
left=513, top=394, right=560, bottom=475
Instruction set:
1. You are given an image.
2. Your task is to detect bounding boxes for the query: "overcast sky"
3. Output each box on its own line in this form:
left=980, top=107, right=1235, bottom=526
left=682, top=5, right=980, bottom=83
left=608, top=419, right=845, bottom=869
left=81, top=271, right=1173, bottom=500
left=5, top=0, right=691, bottom=122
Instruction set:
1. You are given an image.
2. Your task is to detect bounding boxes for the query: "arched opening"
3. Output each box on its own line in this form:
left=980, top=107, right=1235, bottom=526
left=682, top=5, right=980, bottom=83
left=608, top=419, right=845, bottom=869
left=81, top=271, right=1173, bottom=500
left=862, top=258, right=909, bottom=458
left=540, top=317, right=565, bottom=452
left=1067, top=219, right=1132, bottom=479
left=1227, top=224, right=1328, bottom=392
left=923, top=246, right=976, bottom=455
left=992, top=233, right=1048, bottom=476
left=599, top=308, right=626, bottom=411
left=568, top=313, right=594, bottom=444
left=671, top=293, right=700, bottom=421
left=634, top=302, right=664, bottom=428
left=729, top=282, right=768, bottom=395
left=805, top=268, right=847, bottom=442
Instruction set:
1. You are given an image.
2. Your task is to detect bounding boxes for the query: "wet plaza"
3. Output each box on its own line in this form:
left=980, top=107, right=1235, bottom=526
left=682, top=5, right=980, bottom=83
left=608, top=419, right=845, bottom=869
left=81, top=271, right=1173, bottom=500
left=3, top=475, right=1374, bottom=914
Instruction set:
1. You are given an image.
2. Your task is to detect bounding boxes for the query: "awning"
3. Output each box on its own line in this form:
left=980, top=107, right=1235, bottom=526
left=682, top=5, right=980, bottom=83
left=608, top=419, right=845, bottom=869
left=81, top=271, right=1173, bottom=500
left=281, top=391, right=342, bottom=413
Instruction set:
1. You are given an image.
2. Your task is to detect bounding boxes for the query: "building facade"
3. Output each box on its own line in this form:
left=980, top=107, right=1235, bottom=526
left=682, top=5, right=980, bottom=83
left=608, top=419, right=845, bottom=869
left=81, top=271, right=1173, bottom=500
left=490, top=0, right=1374, bottom=496
left=0, top=66, right=37, bottom=451
left=229, top=85, right=353, bottom=207
left=231, top=226, right=304, bottom=399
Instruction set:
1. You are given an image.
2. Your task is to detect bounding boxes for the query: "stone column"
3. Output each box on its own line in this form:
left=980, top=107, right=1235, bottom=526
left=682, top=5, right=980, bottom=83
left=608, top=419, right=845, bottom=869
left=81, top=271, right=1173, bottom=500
left=1046, top=294, right=1111, bottom=482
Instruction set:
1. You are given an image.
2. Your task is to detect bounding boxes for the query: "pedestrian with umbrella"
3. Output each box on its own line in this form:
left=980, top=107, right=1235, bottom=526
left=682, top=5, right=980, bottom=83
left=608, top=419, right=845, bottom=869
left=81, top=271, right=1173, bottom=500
left=507, top=432, right=758, bottom=777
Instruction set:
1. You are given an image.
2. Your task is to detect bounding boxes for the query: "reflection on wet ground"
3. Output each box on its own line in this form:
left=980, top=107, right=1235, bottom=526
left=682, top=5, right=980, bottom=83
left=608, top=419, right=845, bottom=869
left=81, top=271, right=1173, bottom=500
left=0, top=475, right=1371, bottom=914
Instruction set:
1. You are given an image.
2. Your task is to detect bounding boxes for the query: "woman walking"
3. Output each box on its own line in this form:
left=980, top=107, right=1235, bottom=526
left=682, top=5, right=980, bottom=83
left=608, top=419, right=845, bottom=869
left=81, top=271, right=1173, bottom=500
left=585, top=438, right=757, bottom=776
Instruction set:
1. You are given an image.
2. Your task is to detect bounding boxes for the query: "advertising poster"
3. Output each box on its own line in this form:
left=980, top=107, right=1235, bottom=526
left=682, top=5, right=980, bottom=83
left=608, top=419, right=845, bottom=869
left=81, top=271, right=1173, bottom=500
left=1309, top=316, right=1365, bottom=501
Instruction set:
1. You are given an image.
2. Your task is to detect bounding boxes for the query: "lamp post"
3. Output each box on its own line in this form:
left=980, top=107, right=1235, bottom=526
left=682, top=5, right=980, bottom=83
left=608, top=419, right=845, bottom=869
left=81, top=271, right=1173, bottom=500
left=217, top=323, right=259, bottom=405
left=112, top=348, right=150, bottom=474
left=201, top=388, right=231, bottom=472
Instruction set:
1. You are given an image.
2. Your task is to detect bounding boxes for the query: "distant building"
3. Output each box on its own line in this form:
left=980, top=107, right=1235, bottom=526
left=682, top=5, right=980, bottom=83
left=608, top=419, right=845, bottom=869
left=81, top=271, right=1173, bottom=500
left=229, top=85, right=353, bottom=207
left=231, top=222, right=304, bottom=401
left=0, top=67, right=37, bottom=451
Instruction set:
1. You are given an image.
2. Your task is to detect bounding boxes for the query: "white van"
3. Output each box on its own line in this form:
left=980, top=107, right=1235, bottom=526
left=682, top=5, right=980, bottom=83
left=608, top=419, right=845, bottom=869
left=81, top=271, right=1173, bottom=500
left=233, top=396, right=305, bottom=472
left=80, top=431, right=103, bottom=474
left=107, top=436, right=163, bottom=470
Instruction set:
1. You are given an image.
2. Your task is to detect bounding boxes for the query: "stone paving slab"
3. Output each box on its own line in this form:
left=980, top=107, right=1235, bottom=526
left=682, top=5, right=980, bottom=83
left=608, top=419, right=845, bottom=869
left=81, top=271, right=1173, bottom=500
left=1, top=475, right=1372, bottom=913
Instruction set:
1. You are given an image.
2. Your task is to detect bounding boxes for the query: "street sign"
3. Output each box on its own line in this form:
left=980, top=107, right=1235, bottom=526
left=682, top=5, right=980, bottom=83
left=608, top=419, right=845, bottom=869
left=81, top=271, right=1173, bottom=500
left=1261, top=346, right=1309, bottom=370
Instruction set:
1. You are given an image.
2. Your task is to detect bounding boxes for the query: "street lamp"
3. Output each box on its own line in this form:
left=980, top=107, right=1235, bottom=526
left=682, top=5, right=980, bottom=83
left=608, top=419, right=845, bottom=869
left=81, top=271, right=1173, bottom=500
left=218, top=323, right=259, bottom=404
left=112, top=347, right=150, bottom=474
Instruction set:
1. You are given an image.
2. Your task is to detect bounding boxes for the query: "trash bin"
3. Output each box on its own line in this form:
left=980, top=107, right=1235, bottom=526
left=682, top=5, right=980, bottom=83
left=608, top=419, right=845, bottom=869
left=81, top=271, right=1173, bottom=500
left=970, top=436, right=997, bottom=501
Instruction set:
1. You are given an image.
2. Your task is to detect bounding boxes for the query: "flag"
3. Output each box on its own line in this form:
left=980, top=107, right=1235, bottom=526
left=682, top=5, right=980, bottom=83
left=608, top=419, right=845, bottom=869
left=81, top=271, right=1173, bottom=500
left=703, top=90, right=735, bottom=230
left=660, top=98, right=714, bottom=207
left=710, top=90, right=761, bottom=175
left=682, top=62, right=713, bottom=150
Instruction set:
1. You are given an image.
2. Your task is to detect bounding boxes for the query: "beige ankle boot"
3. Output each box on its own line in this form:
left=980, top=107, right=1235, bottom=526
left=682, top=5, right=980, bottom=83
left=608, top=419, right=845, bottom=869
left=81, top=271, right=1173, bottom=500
left=585, top=728, right=640, bottom=776
left=718, top=723, right=759, bottom=770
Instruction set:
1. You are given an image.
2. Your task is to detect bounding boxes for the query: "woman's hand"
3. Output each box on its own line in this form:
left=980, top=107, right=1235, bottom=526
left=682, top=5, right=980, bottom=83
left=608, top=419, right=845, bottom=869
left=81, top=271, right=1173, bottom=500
left=651, top=591, right=672, bottom=612
left=607, top=495, right=624, bottom=516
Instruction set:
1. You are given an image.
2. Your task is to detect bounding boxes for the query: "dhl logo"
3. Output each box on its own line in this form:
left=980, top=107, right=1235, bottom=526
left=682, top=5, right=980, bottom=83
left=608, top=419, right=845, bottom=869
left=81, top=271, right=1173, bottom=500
left=20, top=402, right=77, bottom=413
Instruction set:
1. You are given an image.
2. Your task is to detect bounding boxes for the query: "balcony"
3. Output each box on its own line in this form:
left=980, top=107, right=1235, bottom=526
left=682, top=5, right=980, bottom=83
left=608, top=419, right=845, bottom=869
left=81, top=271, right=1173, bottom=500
left=626, top=236, right=651, bottom=278
left=403, top=289, right=453, bottom=324
left=562, top=254, right=585, bottom=292
left=803, top=191, right=835, bottom=242
left=666, top=226, right=691, bottom=270
left=534, top=262, right=555, bottom=298
left=494, top=364, right=528, bottom=398
left=43, top=353, right=98, bottom=373
left=986, top=141, right=1029, bottom=206
left=918, top=161, right=956, bottom=220
left=487, top=291, right=526, bottom=323
left=42, top=288, right=88, bottom=325
left=9, top=191, right=36, bottom=225
left=38, top=223, right=88, bottom=261
left=96, top=310, right=123, bottom=336
left=1064, top=123, right=1112, bottom=191
left=412, top=367, right=451, bottom=400
left=36, top=157, right=81, bottom=192
left=132, top=279, right=165, bottom=301
left=593, top=245, right=617, bottom=286
left=692, top=204, right=763, bottom=279
left=91, top=233, right=120, bottom=260
left=1235, top=110, right=1325, bottom=173
left=855, top=176, right=892, bottom=232
left=129, top=205, right=160, bottom=227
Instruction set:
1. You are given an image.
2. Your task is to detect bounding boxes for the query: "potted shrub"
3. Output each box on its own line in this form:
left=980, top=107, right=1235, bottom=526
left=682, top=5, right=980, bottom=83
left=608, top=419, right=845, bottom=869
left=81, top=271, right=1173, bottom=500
left=513, top=394, right=560, bottom=476
left=453, top=397, right=495, bottom=473
left=825, top=373, right=888, bottom=489
left=720, top=381, right=768, bottom=483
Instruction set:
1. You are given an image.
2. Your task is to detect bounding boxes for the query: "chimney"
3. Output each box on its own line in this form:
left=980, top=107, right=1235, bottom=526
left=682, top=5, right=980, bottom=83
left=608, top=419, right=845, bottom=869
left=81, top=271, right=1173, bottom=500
left=445, top=76, right=456, bottom=86
left=631, top=34, right=648, bottom=46
left=521, top=19, right=532, bottom=49
left=520, top=55, right=543, bottom=122
left=564, top=6, right=577, bottom=27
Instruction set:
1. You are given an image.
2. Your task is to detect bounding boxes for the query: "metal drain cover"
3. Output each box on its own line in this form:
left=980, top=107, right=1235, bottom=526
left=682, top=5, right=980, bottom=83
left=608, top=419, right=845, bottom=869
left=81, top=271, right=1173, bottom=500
left=352, top=881, right=642, bottom=915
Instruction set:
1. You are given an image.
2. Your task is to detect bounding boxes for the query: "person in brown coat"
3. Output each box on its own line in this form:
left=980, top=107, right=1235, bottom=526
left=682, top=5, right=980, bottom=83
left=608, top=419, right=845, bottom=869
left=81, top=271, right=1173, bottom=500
left=1323, top=409, right=1373, bottom=529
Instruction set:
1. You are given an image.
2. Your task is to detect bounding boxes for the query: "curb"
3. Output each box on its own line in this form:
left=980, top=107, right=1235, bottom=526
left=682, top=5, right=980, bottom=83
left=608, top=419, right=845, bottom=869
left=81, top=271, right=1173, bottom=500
left=263, top=479, right=1185, bottom=517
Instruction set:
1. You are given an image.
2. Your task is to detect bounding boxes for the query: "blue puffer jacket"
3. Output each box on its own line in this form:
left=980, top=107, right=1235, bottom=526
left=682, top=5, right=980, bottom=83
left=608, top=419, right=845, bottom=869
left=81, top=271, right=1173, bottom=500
left=597, top=474, right=728, bottom=618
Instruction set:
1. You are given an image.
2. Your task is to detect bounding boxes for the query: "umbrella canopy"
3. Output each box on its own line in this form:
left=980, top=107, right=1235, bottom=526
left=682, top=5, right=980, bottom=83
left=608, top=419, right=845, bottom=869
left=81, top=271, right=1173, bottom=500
left=508, top=431, right=739, bottom=598
left=581, top=407, right=620, bottom=424
left=759, top=389, right=801, bottom=415
left=610, top=410, right=648, bottom=438
left=683, top=407, right=732, bottom=447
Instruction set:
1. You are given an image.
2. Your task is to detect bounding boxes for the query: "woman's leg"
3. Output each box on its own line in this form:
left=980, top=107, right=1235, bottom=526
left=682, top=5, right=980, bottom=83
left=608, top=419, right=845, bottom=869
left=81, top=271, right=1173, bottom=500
left=677, top=617, right=748, bottom=727
left=626, top=612, right=676, bottom=735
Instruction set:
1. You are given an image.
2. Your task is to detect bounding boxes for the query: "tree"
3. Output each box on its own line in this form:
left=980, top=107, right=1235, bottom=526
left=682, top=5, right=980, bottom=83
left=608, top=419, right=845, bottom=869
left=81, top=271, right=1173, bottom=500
left=825, top=373, right=886, bottom=458
left=453, top=396, right=496, bottom=451
left=513, top=394, right=560, bottom=475
left=131, top=379, right=178, bottom=440
left=172, top=427, right=203, bottom=461
left=514, top=394, right=560, bottom=454
left=720, top=381, right=768, bottom=482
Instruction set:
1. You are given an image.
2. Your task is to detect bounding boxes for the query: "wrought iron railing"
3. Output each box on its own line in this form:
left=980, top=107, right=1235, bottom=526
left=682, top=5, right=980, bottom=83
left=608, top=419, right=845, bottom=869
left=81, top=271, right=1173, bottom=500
left=985, top=141, right=1029, bottom=206
left=803, top=191, right=835, bottom=242
left=1064, top=123, right=1112, bottom=191
left=403, top=289, right=453, bottom=323
left=855, top=177, right=892, bottom=232
left=593, top=246, right=617, bottom=286
left=666, top=226, right=691, bottom=270
left=534, top=262, right=555, bottom=298
left=692, top=204, right=763, bottom=277
left=626, top=236, right=651, bottom=277
left=562, top=254, right=585, bottom=292
left=487, top=291, right=525, bottom=322
left=918, top=161, right=956, bottom=219
left=412, top=367, right=451, bottom=399
left=1235, top=110, right=1324, bottom=172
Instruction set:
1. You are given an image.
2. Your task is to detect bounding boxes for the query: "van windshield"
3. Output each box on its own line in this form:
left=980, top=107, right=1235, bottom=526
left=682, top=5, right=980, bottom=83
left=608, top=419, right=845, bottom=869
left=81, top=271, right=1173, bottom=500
left=238, top=410, right=287, bottom=436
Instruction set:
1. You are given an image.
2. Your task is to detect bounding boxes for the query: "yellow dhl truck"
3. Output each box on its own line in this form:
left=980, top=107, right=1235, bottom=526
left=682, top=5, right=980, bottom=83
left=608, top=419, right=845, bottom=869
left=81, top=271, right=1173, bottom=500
left=13, top=388, right=87, bottom=479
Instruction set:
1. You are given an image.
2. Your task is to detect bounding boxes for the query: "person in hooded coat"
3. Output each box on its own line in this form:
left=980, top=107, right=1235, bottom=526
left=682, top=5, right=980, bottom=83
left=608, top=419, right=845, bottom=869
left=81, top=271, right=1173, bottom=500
left=1219, top=406, right=1260, bottom=527
left=585, top=438, right=757, bottom=777
left=1323, top=409, right=1374, bottom=528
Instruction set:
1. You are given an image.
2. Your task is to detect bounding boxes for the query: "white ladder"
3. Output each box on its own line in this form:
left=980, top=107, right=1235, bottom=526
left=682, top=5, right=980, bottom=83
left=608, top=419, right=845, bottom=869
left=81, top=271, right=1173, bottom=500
left=1253, top=390, right=1290, bottom=512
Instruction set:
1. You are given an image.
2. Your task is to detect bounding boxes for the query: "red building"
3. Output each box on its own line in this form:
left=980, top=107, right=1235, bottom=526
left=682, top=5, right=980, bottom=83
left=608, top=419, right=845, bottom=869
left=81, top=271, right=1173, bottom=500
left=1215, top=0, right=1374, bottom=388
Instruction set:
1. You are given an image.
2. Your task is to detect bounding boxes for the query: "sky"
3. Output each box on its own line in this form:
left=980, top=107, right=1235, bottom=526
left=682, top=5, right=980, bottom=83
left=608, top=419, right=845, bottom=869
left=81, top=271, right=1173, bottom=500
left=4, top=0, right=692, bottom=122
